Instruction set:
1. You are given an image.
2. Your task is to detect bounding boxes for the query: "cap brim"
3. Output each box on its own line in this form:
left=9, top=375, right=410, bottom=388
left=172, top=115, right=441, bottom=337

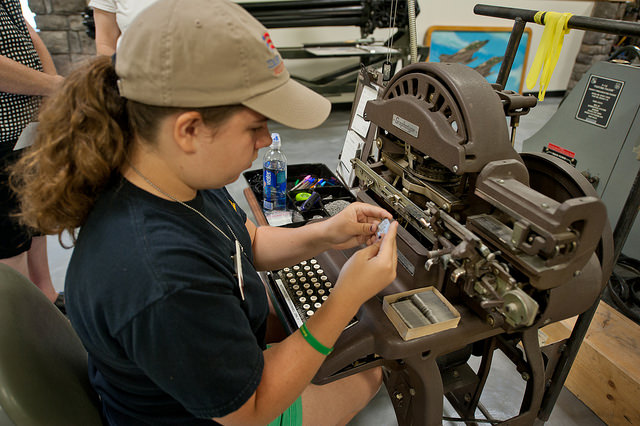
left=242, top=79, right=331, bottom=130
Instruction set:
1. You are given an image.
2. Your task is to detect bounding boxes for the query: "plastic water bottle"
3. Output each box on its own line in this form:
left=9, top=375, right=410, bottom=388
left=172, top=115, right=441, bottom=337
left=263, top=133, right=287, bottom=211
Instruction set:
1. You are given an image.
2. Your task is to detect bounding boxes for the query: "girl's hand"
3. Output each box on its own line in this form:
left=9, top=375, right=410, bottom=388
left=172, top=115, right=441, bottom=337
left=333, top=220, right=398, bottom=306
left=320, top=202, right=393, bottom=251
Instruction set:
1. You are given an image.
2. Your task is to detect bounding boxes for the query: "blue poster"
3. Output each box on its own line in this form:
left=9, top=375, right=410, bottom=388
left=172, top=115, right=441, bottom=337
left=425, top=27, right=531, bottom=93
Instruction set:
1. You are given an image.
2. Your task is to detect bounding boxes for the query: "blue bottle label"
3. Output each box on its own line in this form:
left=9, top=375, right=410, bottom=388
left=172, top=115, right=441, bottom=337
left=263, top=167, right=286, bottom=210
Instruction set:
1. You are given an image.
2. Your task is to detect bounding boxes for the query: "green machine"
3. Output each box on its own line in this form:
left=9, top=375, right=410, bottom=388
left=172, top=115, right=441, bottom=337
left=522, top=60, right=640, bottom=258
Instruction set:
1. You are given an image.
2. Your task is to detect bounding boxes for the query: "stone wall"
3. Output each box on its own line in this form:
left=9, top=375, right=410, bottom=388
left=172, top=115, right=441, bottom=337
left=566, top=2, right=631, bottom=92
left=28, top=0, right=95, bottom=76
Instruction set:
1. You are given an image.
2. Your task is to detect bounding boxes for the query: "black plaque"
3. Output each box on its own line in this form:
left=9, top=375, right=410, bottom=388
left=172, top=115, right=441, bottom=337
left=576, top=74, right=624, bottom=128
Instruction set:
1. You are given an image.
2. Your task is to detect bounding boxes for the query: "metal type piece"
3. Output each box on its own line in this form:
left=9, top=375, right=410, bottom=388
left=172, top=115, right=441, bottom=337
left=392, top=299, right=430, bottom=328
left=377, top=218, right=391, bottom=240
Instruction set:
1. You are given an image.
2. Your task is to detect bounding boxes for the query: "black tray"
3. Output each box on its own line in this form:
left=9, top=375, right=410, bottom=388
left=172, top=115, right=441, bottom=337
left=243, top=163, right=355, bottom=225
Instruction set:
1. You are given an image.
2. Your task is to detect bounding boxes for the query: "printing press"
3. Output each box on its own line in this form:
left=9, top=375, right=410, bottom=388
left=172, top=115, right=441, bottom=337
left=261, top=60, right=614, bottom=425
left=238, top=0, right=427, bottom=96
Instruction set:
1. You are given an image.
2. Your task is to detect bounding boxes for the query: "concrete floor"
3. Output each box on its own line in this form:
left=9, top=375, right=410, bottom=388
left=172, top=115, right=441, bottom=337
left=24, top=96, right=605, bottom=425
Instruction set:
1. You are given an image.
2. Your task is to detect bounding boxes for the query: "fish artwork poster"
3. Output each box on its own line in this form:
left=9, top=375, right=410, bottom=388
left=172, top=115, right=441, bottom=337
left=424, top=26, right=532, bottom=93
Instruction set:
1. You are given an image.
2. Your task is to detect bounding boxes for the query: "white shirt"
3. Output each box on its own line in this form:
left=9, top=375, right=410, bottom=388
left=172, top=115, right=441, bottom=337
left=89, top=0, right=159, bottom=34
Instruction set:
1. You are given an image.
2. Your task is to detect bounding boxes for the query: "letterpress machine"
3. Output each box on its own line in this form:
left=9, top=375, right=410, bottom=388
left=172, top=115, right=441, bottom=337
left=259, top=6, right=633, bottom=425
left=264, top=59, right=613, bottom=426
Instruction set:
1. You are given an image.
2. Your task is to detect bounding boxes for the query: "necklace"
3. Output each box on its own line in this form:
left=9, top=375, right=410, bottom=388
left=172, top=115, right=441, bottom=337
left=127, top=162, right=247, bottom=300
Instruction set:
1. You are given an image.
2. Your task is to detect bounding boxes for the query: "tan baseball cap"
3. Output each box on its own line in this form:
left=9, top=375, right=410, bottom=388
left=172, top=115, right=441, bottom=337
left=115, top=0, right=331, bottom=130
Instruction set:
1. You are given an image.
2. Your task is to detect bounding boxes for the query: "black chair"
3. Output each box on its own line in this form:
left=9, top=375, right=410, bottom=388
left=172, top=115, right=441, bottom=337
left=0, top=264, right=102, bottom=425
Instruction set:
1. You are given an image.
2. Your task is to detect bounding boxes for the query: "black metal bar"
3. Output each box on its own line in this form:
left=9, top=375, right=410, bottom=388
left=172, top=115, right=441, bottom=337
left=538, top=300, right=597, bottom=420
left=239, top=0, right=364, bottom=28
left=253, top=17, right=363, bottom=28
left=495, top=17, right=526, bottom=89
left=247, top=6, right=363, bottom=19
left=240, top=0, right=361, bottom=12
left=474, top=4, right=640, bottom=37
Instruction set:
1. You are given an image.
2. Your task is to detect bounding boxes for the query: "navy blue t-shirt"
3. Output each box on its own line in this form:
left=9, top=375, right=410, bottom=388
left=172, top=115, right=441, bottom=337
left=66, top=179, right=268, bottom=424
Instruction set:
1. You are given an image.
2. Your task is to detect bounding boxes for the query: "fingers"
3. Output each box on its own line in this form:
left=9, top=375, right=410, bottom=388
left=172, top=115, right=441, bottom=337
left=343, top=219, right=381, bottom=241
left=357, top=239, right=382, bottom=259
left=357, top=221, right=398, bottom=261
left=350, top=202, right=393, bottom=221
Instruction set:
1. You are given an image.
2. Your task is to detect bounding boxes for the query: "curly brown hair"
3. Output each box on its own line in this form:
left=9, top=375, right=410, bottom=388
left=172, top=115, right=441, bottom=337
left=9, top=56, right=242, bottom=245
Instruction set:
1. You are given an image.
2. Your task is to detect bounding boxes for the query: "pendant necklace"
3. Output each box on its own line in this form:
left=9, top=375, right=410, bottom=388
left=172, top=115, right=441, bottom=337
left=127, top=163, right=247, bottom=300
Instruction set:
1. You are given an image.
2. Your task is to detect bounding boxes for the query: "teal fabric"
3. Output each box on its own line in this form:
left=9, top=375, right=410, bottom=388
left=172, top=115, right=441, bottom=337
left=267, top=396, right=303, bottom=426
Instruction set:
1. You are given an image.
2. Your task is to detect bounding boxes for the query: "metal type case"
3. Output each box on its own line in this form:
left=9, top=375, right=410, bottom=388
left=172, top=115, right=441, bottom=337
left=303, top=63, right=614, bottom=425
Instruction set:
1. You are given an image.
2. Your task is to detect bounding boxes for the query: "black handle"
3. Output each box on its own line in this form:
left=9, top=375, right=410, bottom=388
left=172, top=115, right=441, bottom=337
left=474, top=4, right=640, bottom=37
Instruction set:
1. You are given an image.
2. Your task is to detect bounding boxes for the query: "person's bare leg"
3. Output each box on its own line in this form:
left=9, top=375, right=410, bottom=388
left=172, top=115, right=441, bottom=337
left=301, top=366, right=383, bottom=426
left=26, top=236, right=57, bottom=302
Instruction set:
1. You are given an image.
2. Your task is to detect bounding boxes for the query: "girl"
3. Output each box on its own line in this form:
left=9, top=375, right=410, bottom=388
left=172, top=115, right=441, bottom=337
left=10, top=0, right=399, bottom=424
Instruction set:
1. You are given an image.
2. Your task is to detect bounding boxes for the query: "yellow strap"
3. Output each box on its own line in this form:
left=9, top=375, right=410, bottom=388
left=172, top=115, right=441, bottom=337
left=534, top=11, right=545, bottom=25
left=525, top=11, right=573, bottom=101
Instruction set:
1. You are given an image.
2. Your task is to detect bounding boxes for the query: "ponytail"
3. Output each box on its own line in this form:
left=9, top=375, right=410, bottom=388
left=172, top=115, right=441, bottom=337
left=9, top=56, right=130, bottom=243
left=10, top=56, right=244, bottom=246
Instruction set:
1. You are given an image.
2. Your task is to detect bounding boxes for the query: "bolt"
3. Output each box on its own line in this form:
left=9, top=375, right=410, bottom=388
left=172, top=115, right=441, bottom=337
left=498, top=179, right=505, bottom=184
left=409, top=388, right=416, bottom=396
left=395, top=392, right=404, bottom=401
left=464, top=393, right=472, bottom=402
left=452, top=165, right=459, bottom=173
left=521, top=372, right=531, bottom=381
left=541, top=202, right=549, bottom=209
left=486, top=316, right=495, bottom=326
left=452, top=370, right=460, bottom=378
left=573, top=270, right=581, bottom=277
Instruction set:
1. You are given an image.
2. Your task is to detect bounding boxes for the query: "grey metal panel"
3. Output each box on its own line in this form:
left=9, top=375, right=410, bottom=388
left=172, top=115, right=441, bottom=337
left=523, top=61, right=640, bottom=257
